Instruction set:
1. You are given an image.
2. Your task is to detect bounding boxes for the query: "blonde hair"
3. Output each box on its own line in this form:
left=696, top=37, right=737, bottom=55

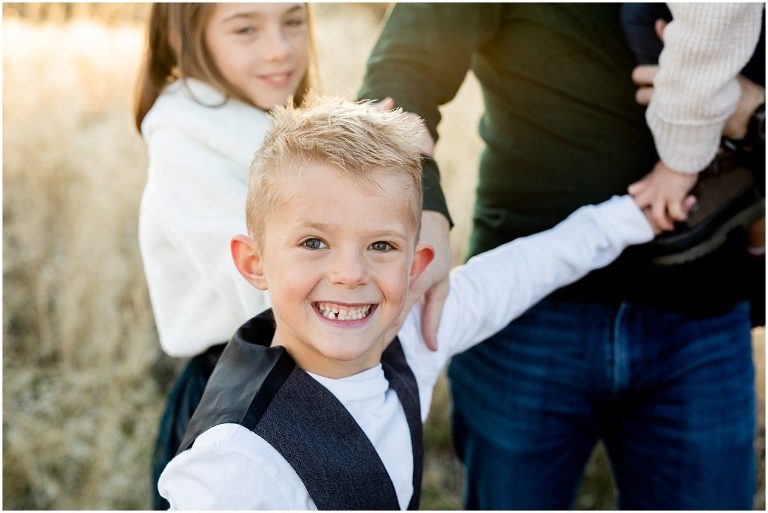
left=133, top=3, right=317, bottom=132
left=246, top=96, right=425, bottom=243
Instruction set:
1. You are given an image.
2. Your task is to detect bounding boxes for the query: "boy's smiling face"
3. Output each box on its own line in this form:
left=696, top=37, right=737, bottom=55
left=235, top=162, right=433, bottom=378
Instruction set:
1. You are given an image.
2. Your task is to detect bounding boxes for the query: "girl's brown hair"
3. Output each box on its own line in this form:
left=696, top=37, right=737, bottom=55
left=133, top=3, right=316, bottom=133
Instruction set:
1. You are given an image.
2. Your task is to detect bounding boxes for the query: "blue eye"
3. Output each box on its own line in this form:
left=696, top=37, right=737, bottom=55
left=302, top=238, right=327, bottom=250
left=370, top=241, right=394, bottom=252
left=235, top=26, right=257, bottom=35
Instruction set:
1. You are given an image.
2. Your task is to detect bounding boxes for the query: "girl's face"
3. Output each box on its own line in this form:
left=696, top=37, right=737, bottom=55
left=205, top=3, right=309, bottom=110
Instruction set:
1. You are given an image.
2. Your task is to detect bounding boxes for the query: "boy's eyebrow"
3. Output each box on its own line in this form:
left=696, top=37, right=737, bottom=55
left=302, top=221, right=332, bottom=232
left=300, top=222, right=408, bottom=240
left=221, top=4, right=304, bottom=23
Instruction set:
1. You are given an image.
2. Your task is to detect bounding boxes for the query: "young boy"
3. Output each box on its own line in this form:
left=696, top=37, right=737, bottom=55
left=158, top=97, right=657, bottom=509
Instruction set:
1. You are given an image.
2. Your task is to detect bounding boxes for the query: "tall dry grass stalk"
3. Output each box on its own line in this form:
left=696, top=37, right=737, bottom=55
left=3, top=18, right=161, bottom=509
left=2, top=4, right=763, bottom=510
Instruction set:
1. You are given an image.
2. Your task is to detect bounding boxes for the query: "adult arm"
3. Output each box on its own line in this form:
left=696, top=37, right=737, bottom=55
left=359, top=3, right=500, bottom=217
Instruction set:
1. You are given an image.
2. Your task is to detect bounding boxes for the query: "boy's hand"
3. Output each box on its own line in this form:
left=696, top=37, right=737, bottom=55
left=407, top=210, right=451, bottom=351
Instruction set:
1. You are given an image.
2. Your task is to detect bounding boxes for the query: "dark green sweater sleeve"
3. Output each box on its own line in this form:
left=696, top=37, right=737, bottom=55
left=358, top=4, right=501, bottom=222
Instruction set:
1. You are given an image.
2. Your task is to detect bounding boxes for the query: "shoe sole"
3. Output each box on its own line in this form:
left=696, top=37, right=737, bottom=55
left=652, top=198, right=765, bottom=266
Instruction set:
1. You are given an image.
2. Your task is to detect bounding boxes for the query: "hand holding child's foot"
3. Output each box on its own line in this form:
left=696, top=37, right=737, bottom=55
left=723, top=76, right=765, bottom=139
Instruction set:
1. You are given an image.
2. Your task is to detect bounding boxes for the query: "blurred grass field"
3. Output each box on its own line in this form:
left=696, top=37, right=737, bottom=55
left=3, top=3, right=765, bottom=509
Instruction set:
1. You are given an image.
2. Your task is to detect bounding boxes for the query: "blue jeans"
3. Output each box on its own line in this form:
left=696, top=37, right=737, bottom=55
left=448, top=299, right=756, bottom=509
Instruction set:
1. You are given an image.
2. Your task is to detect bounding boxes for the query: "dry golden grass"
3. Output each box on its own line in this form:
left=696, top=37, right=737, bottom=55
left=3, top=4, right=764, bottom=510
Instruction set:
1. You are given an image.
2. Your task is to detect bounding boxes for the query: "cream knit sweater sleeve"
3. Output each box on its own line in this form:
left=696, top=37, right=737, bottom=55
left=646, top=3, right=763, bottom=173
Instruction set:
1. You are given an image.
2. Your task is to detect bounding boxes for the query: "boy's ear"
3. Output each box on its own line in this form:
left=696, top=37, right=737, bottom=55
left=409, top=242, right=435, bottom=281
left=231, top=234, right=268, bottom=290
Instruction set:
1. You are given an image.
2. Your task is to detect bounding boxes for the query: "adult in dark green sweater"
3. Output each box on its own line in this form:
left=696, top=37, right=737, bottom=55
left=359, top=4, right=756, bottom=509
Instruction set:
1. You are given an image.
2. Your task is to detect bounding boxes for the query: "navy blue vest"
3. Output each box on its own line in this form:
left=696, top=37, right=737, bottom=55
left=179, top=309, right=423, bottom=510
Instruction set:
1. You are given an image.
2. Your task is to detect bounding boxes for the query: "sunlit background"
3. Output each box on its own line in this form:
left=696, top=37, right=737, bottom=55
left=3, top=3, right=764, bottom=509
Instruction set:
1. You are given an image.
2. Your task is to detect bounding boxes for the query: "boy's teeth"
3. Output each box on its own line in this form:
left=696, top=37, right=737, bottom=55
left=317, top=303, right=372, bottom=320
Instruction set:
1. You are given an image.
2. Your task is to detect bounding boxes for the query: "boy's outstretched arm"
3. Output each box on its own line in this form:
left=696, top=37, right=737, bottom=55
left=432, top=195, right=655, bottom=358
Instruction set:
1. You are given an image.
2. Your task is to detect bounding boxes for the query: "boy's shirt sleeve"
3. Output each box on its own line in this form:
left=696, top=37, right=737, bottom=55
left=158, top=424, right=316, bottom=510
left=435, top=195, right=653, bottom=358
left=399, top=195, right=652, bottom=413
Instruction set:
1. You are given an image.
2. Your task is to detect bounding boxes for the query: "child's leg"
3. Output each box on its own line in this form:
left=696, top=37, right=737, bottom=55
left=621, top=3, right=765, bottom=87
left=620, top=3, right=672, bottom=65
left=741, top=14, right=765, bottom=87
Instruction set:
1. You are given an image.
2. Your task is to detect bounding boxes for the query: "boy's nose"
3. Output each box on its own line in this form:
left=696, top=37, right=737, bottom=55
left=328, top=251, right=369, bottom=288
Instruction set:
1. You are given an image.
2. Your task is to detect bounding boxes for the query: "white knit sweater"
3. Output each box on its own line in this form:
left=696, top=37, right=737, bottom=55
left=139, top=79, right=272, bottom=357
left=646, top=3, right=763, bottom=173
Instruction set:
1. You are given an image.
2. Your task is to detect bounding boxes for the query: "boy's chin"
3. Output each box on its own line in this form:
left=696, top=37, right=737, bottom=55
left=315, top=340, right=384, bottom=370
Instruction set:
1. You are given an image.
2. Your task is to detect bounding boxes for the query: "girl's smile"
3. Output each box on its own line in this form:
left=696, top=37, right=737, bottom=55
left=206, top=3, right=309, bottom=110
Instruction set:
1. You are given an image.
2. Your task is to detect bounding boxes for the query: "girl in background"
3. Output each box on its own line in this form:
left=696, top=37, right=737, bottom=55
left=133, top=4, right=315, bottom=508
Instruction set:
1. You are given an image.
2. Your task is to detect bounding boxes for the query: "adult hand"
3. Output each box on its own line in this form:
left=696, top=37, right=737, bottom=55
left=373, top=97, right=435, bottom=156
left=631, top=19, right=667, bottom=105
left=373, top=96, right=396, bottom=112
left=406, top=210, right=451, bottom=351
left=723, top=75, right=765, bottom=139
left=632, top=64, right=658, bottom=105
left=628, top=160, right=698, bottom=232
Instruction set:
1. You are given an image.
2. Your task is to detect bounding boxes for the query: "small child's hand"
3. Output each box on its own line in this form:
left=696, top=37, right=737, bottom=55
left=629, top=160, right=698, bottom=233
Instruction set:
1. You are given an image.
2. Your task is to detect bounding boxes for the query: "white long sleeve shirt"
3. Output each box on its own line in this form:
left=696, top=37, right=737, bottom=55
left=158, top=195, right=654, bottom=510
left=139, top=79, right=272, bottom=357
left=646, top=3, right=764, bottom=173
